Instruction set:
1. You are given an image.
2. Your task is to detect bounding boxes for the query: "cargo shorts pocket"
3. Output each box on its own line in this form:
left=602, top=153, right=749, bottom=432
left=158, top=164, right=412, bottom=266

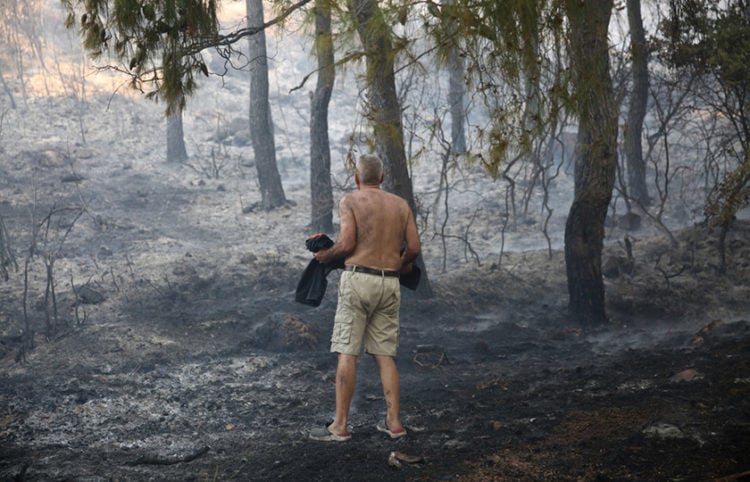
left=331, top=316, right=353, bottom=345
left=331, top=273, right=357, bottom=345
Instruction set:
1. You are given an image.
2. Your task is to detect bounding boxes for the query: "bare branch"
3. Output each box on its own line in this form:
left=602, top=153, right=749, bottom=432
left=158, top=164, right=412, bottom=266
left=188, top=0, right=313, bottom=55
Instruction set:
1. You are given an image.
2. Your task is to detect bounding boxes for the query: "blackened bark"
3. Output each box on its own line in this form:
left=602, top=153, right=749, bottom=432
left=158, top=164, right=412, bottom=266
left=166, top=108, right=188, bottom=163
left=444, top=0, right=466, bottom=154
left=625, top=0, right=650, bottom=206
left=348, top=0, right=411, bottom=197
left=448, top=53, right=466, bottom=154
left=0, top=66, right=16, bottom=109
left=310, top=0, right=335, bottom=233
left=247, top=0, right=287, bottom=209
left=348, top=0, right=432, bottom=297
left=564, top=0, right=618, bottom=325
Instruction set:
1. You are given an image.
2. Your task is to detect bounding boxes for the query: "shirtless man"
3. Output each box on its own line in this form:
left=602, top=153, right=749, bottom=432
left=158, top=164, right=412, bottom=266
left=309, top=154, right=420, bottom=442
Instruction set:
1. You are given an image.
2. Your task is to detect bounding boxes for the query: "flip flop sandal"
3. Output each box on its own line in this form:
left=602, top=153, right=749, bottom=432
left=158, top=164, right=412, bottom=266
left=376, top=421, right=407, bottom=439
left=309, top=423, right=352, bottom=442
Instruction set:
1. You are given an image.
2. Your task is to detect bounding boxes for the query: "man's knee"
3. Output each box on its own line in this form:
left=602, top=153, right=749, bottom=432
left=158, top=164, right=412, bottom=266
left=337, top=353, right=357, bottom=368
left=372, top=354, right=395, bottom=367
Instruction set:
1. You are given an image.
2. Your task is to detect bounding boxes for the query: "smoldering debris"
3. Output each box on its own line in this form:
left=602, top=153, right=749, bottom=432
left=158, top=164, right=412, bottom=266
left=387, top=451, right=425, bottom=468
left=413, top=344, right=448, bottom=368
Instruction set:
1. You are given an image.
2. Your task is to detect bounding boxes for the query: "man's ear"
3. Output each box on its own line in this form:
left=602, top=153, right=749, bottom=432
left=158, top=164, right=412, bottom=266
left=379, top=173, right=384, bottom=184
left=355, top=173, right=361, bottom=187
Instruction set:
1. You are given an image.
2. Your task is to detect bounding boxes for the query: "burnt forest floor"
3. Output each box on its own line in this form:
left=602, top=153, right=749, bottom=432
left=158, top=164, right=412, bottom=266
left=1, top=218, right=749, bottom=481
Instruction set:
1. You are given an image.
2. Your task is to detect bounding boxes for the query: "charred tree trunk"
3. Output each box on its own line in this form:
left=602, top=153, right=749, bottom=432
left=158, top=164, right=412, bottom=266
left=166, top=107, right=188, bottom=163
left=348, top=0, right=433, bottom=297
left=625, top=0, right=650, bottom=207
left=247, top=0, right=287, bottom=209
left=564, top=0, right=618, bottom=325
left=0, top=66, right=16, bottom=109
left=310, top=0, right=335, bottom=233
left=447, top=51, right=466, bottom=155
left=0, top=215, right=15, bottom=281
left=444, top=0, right=466, bottom=155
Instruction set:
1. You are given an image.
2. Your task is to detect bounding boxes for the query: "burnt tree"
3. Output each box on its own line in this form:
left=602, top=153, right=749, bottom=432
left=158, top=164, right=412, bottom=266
left=166, top=105, right=188, bottom=163
left=443, top=0, right=467, bottom=155
left=624, top=0, right=650, bottom=207
left=564, top=0, right=619, bottom=324
left=310, top=0, right=335, bottom=233
left=247, top=0, right=287, bottom=209
left=347, top=0, right=432, bottom=297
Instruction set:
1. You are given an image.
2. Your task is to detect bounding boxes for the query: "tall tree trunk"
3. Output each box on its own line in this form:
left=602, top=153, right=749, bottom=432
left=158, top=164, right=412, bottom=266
left=310, top=0, right=335, bottom=233
left=564, top=0, right=618, bottom=325
left=444, top=0, right=466, bottom=155
left=166, top=107, right=188, bottom=163
left=348, top=0, right=433, bottom=297
left=625, top=0, right=650, bottom=207
left=9, top=0, right=28, bottom=105
left=247, top=0, right=287, bottom=209
left=0, top=67, right=17, bottom=109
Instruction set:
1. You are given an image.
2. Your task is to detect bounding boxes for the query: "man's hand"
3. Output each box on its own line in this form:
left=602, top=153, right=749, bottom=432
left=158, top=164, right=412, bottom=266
left=399, top=262, right=413, bottom=274
left=314, top=248, right=334, bottom=264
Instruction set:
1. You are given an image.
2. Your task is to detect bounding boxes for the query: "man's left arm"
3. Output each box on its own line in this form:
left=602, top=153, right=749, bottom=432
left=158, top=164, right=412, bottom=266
left=400, top=207, right=420, bottom=271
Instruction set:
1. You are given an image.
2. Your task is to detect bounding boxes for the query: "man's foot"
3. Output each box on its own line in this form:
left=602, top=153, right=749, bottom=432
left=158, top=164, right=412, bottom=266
left=376, top=420, right=407, bottom=439
left=309, top=422, right=352, bottom=442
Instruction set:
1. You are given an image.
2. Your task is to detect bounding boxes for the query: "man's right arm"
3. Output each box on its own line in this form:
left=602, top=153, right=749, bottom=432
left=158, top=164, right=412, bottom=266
left=314, top=196, right=356, bottom=264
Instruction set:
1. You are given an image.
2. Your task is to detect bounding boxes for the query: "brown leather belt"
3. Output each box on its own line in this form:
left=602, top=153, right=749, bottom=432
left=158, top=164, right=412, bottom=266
left=345, top=265, right=400, bottom=278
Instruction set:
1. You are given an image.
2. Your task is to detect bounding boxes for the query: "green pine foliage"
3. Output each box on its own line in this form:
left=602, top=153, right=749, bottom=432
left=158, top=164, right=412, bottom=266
left=419, top=0, right=568, bottom=176
left=705, top=153, right=750, bottom=228
left=61, top=0, right=220, bottom=114
left=660, top=0, right=750, bottom=228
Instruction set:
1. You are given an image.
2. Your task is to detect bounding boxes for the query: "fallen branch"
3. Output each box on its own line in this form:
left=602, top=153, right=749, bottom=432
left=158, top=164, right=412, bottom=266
left=388, top=451, right=425, bottom=468
left=654, top=252, right=687, bottom=290
left=127, top=446, right=210, bottom=466
left=715, top=470, right=750, bottom=482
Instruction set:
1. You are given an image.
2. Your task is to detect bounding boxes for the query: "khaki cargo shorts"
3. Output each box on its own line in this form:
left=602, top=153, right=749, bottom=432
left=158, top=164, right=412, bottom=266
left=330, top=270, right=401, bottom=356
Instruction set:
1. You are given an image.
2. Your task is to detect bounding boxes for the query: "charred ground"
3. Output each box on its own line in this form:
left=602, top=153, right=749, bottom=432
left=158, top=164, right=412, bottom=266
left=1, top=210, right=748, bottom=480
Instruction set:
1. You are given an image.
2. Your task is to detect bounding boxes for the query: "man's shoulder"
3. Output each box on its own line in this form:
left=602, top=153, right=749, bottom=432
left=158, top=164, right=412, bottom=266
left=346, top=189, right=408, bottom=209
left=385, top=191, right=411, bottom=209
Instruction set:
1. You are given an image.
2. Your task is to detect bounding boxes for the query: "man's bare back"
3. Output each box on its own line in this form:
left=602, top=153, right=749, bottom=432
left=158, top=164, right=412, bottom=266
left=339, top=187, right=418, bottom=272
left=313, top=173, right=419, bottom=272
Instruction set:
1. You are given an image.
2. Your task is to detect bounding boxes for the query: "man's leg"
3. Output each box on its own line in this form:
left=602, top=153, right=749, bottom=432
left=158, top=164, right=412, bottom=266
left=373, top=354, right=404, bottom=431
left=328, top=353, right=357, bottom=435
